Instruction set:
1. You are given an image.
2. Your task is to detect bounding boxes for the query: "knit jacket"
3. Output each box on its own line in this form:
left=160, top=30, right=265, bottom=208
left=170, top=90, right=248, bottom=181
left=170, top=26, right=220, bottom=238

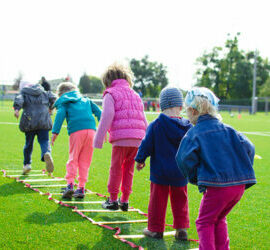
left=52, top=91, right=101, bottom=135
left=135, top=113, right=192, bottom=186
left=103, top=79, right=146, bottom=142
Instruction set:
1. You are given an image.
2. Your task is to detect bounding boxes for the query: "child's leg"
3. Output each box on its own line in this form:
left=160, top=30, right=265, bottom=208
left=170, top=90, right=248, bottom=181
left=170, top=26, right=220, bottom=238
left=77, top=130, right=95, bottom=188
left=120, top=147, right=138, bottom=202
left=23, top=131, right=36, bottom=165
left=170, top=185, right=189, bottom=229
left=107, top=146, right=125, bottom=201
left=214, top=185, right=245, bottom=250
left=196, top=185, right=245, bottom=250
left=36, top=130, right=50, bottom=161
left=66, top=131, right=84, bottom=185
left=148, top=182, right=169, bottom=232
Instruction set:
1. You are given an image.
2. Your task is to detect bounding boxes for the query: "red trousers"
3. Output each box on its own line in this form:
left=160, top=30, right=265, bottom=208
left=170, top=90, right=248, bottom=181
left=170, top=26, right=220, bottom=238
left=148, top=182, right=189, bottom=232
left=107, top=146, right=138, bottom=202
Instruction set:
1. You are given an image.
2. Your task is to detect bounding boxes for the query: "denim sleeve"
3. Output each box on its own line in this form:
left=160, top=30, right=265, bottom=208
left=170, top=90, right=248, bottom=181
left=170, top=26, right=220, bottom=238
left=134, top=123, right=154, bottom=163
left=175, top=135, right=200, bottom=185
left=90, top=100, right=102, bottom=121
left=13, top=94, right=24, bottom=110
left=52, top=106, right=66, bottom=134
left=237, top=132, right=255, bottom=164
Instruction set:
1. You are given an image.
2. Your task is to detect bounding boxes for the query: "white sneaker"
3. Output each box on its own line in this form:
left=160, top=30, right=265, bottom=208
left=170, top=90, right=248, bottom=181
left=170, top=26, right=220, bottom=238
left=44, top=152, right=54, bottom=173
left=22, top=164, right=32, bottom=175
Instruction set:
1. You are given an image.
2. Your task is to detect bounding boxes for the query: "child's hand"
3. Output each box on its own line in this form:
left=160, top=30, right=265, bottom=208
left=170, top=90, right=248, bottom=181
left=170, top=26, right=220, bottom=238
left=51, top=133, right=58, bottom=146
left=136, top=162, right=145, bottom=171
left=14, top=110, right=19, bottom=119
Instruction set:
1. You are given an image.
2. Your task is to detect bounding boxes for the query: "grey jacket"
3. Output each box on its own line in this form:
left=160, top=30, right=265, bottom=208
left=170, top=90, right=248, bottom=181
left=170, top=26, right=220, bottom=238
left=13, top=84, right=56, bottom=132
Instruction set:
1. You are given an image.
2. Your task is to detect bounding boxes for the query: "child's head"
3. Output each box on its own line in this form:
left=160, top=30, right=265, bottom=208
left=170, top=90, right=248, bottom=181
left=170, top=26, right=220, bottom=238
left=57, top=82, right=78, bottom=97
left=159, top=87, right=183, bottom=114
left=102, top=63, right=134, bottom=88
left=185, top=87, right=220, bottom=124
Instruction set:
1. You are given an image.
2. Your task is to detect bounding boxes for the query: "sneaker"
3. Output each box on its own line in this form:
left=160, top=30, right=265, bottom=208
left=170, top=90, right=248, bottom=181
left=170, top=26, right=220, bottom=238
left=62, top=184, right=74, bottom=199
left=22, top=164, right=32, bottom=175
left=143, top=228, right=163, bottom=239
left=175, top=228, right=188, bottom=241
left=73, top=188, right=85, bottom=199
left=44, top=152, right=54, bottom=173
left=118, top=198, right=128, bottom=211
left=102, top=198, right=119, bottom=210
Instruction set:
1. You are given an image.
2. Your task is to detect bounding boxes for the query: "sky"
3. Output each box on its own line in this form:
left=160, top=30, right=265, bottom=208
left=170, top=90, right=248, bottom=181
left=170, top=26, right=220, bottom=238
left=0, top=0, right=270, bottom=90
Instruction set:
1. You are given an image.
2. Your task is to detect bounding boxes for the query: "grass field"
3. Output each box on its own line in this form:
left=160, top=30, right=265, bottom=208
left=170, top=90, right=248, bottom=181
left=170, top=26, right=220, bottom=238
left=0, top=101, right=270, bottom=249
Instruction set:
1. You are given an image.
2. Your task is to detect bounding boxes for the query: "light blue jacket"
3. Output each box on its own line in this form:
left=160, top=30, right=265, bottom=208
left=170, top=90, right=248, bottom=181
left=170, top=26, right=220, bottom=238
left=176, top=114, right=256, bottom=192
left=52, top=91, right=101, bottom=135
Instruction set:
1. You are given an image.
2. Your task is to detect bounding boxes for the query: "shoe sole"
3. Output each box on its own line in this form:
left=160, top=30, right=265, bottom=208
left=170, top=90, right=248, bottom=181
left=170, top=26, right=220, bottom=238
left=22, top=168, right=31, bottom=175
left=73, top=194, right=85, bottom=199
left=44, top=153, right=54, bottom=173
left=101, top=204, right=119, bottom=210
left=62, top=190, right=74, bottom=199
left=119, top=205, right=128, bottom=212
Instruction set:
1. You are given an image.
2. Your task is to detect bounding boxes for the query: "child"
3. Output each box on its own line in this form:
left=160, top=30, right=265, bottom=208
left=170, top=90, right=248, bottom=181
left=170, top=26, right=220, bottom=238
left=94, top=63, right=147, bottom=211
left=176, top=87, right=256, bottom=250
left=135, top=87, right=192, bottom=240
left=51, top=82, right=101, bottom=199
left=13, top=83, right=56, bottom=175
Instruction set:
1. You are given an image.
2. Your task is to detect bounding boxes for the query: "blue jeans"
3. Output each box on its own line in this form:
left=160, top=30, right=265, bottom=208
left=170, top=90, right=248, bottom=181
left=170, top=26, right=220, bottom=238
left=23, top=130, right=51, bottom=165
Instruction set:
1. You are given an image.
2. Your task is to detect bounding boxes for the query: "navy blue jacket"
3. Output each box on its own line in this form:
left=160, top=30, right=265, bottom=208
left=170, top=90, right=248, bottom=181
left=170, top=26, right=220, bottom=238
left=135, top=113, right=192, bottom=186
left=176, top=114, right=256, bottom=193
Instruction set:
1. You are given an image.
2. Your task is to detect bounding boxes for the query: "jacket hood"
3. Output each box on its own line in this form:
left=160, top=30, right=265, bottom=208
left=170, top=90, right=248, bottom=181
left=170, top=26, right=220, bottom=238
left=158, top=113, right=192, bottom=143
left=21, top=84, right=44, bottom=96
left=54, top=91, right=82, bottom=108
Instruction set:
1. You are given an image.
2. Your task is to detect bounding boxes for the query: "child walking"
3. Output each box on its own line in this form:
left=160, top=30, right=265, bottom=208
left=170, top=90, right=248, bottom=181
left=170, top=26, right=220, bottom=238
left=135, top=87, right=192, bottom=240
left=176, top=87, right=256, bottom=250
left=13, top=83, right=56, bottom=175
left=51, top=82, right=101, bottom=199
left=94, top=63, right=147, bottom=211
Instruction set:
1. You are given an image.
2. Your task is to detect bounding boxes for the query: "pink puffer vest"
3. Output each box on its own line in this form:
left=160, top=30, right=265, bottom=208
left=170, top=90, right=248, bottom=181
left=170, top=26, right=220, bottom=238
left=103, top=79, right=146, bottom=143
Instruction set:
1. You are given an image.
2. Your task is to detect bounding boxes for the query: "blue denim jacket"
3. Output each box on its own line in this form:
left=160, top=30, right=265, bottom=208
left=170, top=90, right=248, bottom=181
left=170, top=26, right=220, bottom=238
left=176, top=114, right=256, bottom=192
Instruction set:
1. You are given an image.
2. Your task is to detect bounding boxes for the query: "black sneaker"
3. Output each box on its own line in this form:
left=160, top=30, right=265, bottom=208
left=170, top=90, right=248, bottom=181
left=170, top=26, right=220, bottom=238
left=102, top=198, right=119, bottom=210
left=143, top=228, right=163, bottom=239
left=62, top=184, right=74, bottom=199
left=175, top=228, right=188, bottom=241
left=118, top=198, right=128, bottom=211
left=73, top=188, right=85, bottom=199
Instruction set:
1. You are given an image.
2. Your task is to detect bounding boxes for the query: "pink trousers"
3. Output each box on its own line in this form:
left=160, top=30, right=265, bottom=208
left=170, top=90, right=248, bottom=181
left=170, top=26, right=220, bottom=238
left=148, top=182, right=189, bottom=232
left=196, top=185, right=245, bottom=250
left=107, top=146, right=138, bottom=202
left=66, top=129, right=95, bottom=188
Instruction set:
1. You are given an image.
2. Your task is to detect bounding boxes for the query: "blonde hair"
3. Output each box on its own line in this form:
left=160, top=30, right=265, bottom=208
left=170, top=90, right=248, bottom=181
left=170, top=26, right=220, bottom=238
left=102, top=63, right=134, bottom=88
left=57, top=82, right=78, bottom=97
left=186, top=96, right=222, bottom=124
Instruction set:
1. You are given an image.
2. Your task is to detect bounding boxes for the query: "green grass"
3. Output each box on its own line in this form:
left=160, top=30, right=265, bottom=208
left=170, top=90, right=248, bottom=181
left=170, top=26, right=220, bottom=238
left=0, top=102, right=270, bottom=249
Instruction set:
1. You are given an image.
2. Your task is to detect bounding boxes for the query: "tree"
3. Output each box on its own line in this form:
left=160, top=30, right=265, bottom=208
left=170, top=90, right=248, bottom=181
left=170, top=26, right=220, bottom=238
left=79, top=73, right=91, bottom=94
left=130, top=55, right=169, bottom=97
left=89, top=76, right=103, bottom=93
left=195, top=33, right=270, bottom=100
left=259, top=77, right=270, bottom=97
left=79, top=74, right=103, bottom=94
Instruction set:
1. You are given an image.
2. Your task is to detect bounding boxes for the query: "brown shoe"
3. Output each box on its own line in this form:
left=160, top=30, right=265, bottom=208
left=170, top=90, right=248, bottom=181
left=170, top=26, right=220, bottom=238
left=44, top=152, right=54, bottom=173
left=175, top=228, right=188, bottom=241
left=143, top=228, right=163, bottom=239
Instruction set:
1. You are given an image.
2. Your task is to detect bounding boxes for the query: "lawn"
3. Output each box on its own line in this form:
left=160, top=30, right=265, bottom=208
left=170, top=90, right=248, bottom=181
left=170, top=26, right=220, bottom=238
left=0, top=101, right=269, bottom=249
